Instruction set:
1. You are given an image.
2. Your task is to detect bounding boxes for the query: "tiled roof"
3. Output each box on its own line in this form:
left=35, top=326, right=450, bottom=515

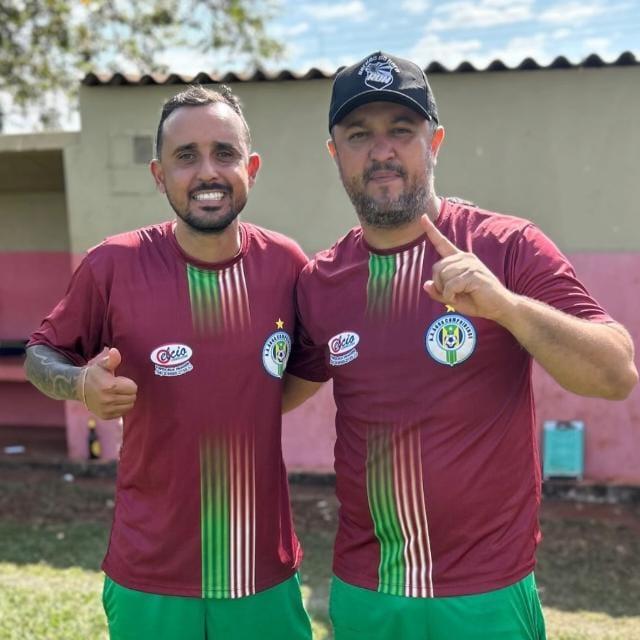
left=82, top=51, right=639, bottom=86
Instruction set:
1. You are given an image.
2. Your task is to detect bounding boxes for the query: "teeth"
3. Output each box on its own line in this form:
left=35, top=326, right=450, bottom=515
left=193, top=191, right=225, bottom=201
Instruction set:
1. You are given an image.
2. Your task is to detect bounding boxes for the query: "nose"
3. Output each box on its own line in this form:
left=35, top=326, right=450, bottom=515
left=197, top=155, right=221, bottom=182
left=368, top=134, right=396, bottom=163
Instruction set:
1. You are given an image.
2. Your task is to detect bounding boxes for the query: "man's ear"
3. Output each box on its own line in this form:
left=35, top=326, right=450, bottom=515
left=430, top=126, right=445, bottom=158
left=150, top=159, right=166, bottom=193
left=247, top=152, right=261, bottom=187
left=327, top=138, right=337, bottom=162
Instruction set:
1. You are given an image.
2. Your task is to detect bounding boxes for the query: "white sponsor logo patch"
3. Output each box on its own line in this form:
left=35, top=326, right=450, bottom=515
left=328, top=331, right=360, bottom=367
left=150, top=343, right=194, bottom=377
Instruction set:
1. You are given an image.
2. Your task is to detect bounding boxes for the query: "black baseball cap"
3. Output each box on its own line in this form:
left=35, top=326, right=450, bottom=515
left=329, top=51, right=439, bottom=131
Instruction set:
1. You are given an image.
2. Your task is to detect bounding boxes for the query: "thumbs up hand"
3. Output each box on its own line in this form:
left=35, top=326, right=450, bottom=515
left=80, top=347, right=138, bottom=419
left=420, top=214, right=516, bottom=323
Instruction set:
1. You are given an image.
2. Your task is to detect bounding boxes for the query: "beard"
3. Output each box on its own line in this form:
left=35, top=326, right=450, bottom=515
left=166, top=182, right=244, bottom=235
left=342, top=160, right=429, bottom=229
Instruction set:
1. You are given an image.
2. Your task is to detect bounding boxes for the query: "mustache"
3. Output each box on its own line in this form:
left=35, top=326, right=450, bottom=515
left=189, top=182, right=231, bottom=198
left=363, top=161, right=407, bottom=183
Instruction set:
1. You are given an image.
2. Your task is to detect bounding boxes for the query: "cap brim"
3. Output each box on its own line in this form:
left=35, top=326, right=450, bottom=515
left=329, top=89, right=434, bottom=130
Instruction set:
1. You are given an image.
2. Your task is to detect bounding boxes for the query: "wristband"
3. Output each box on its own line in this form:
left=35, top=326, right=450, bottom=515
left=79, top=366, right=89, bottom=408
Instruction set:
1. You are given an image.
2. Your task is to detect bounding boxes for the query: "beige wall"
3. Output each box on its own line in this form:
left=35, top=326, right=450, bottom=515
left=0, top=192, right=70, bottom=251
left=0, top=148, right=70, bottom=252
left=66, top=66, right=640, bottom=255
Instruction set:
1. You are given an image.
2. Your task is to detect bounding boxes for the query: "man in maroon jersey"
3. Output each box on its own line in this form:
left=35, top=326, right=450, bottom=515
left=285, top=52, right=638, bottom=639
left=25, top=85, right=312, bottom=640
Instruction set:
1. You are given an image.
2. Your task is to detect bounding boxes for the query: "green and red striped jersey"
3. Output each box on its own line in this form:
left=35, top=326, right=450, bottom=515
left=30, top=221, right=306, bottom=598
left=289, top=198, right=612, bottom=598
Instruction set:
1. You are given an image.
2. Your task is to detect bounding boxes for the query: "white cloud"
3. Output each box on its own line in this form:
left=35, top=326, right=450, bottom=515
left=538, top=1, right=607, bottom=24
left=408, top=34, right=483, bottom=67
left=583, top=37, right=613, bottom=57
left=284, top=22, right=311, bottom=37
left=552, top=28, right=572, bottom=40
left=481, top=33, right=551, bottom=66
left=272, top=21, right=311, bottom=38
left=429, top=0, right=533, bottom=30
left=302, top=1, right=367, bottom=21
left=400, top=0, right=430, bottom=15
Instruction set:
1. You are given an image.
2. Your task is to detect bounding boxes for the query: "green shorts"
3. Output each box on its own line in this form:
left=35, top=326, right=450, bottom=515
left=103, top=573, right=312, bottom=640
left=330, top=573, right=546, bottom=640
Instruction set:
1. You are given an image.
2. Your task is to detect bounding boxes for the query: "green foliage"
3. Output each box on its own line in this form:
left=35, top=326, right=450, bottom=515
left=0, top=0, right=284, bottom=129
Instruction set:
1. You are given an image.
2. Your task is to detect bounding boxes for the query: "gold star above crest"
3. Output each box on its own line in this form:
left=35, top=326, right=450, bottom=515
left=275, top=318, right=284, bottom=329
left=445, top=305, right=456, bottom=313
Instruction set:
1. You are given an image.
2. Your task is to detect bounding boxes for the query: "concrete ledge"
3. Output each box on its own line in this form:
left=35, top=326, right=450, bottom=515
left=0, top=131, right=79, bottom=153
left=0, top=356, right=26, bottom=382
left=0, top=459, right=638, bottom=503
left=543, top=479, right=640, bottom=504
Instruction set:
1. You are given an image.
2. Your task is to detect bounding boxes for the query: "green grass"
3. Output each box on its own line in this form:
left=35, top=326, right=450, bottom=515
left=0, top=466, right=638, bottom=639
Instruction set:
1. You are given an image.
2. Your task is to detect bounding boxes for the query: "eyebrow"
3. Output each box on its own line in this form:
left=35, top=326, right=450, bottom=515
left=343, top=114, right=420, bottom=129
left=172, top=141, right=242, bottom=158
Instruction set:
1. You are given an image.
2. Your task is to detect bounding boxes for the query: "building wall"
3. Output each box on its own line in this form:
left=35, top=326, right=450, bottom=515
left=9, top=67, right=640, bottom=478
left=68, top=67, right=640, bottom=254
left=0, top=146, right=72, bottom=429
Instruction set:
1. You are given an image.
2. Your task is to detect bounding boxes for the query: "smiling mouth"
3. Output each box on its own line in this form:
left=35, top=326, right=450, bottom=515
left=192, top=190, right=227, bottom=203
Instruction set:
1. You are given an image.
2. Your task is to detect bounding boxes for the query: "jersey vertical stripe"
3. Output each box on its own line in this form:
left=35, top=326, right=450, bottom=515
left=187, top=261, right=251, bottom=336
left=200, top=431, right=256, bottom=598
left=367, top=254, right=396, bottom=318
left=367, top=243, right=425, bottom=320
left=392, top=243, right=425, bottom=320
left=200, top=439, right=229, bottom=597
left=366, top=425, right=433, bottom=597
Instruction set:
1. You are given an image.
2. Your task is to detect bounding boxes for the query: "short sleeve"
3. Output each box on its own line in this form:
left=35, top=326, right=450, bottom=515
left=28, top=256, right=108, bottom=365
left=286, top=272, right=332, bottom=383
left=508, top=224, right=612, bottom=322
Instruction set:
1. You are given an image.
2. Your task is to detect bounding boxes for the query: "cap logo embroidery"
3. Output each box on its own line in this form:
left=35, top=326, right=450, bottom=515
left=359, top=54, right=397, bottom=90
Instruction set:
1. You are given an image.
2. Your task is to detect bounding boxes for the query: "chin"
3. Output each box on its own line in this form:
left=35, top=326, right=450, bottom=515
left=182, top=208, right=239, bottom=234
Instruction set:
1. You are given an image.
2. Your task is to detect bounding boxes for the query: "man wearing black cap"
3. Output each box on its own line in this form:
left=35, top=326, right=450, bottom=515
left=284, top=51, right=637, bottom=639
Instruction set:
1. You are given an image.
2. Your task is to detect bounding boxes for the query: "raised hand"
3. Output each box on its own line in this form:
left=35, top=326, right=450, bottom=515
left=81, top=347, right=138, bottom=419
left=420, top=214, right=515, bottom=322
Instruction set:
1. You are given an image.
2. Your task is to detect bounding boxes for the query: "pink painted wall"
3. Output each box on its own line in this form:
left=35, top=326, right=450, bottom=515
left=283, top=253, right=640, bottom=484
left=0, top=251, right=72, bottom=428
left=0, top=252, right=72, bottom=339
left=532, top=253, right=640, bottom=484
left=5, top=250, right=638, bottom=482
left=65, top=401, right=122, bottom=461
left=0, top=380, right=65, bottom=427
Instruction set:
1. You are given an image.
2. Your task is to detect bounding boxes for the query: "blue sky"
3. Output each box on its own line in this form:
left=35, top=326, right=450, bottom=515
left=4, top=0, right=639, bottom=132
left=265, top=0, right=639, bottom=71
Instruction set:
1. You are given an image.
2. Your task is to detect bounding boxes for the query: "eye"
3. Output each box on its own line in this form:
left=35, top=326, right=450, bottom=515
left=392, top=127, right=412, bottom=136
left=348, top=131, right=368, bottom=142
left=216, top=148, right=238, bottom=162
left=177, top=152, right=195, bottom=162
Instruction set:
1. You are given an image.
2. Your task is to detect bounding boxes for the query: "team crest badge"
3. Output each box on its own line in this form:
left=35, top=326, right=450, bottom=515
left=262, top=319, right=291, bottom=378
left=425, top=310, right=476, bottom=367
left=359, top=54, right=398, bottom=90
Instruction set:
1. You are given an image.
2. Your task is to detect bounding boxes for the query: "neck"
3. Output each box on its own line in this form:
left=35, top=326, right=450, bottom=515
left=362, top=194, right=442, bottom=251
left=174, top=218, right=242, bottom=264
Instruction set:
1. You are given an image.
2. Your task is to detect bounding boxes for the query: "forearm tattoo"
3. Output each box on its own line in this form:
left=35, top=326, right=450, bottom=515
left=25, top=345, right=82, bottom=401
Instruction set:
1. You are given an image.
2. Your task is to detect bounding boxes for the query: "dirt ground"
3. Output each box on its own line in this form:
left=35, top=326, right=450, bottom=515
left=1, top=457, right=640, bottom=639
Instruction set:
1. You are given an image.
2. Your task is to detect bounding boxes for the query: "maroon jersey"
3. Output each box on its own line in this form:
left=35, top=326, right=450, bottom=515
left=288, top=198, right=611, bottom=597
left=30, top=221, right=306, bottom=598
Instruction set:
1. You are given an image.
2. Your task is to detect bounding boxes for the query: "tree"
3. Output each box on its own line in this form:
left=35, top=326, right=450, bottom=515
left=0, top=0, right=283, bottom=130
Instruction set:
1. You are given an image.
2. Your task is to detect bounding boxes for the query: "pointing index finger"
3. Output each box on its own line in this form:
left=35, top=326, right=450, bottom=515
left=420, top=214, right=460, bottom=258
